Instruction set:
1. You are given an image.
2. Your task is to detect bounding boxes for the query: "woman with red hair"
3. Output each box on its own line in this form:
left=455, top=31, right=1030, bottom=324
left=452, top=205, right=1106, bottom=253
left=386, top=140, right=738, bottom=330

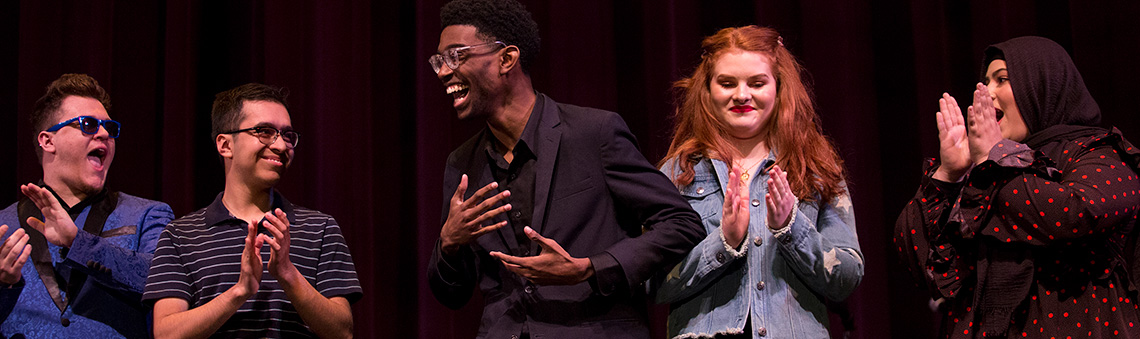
left=656, top=26, right=863, bottom=338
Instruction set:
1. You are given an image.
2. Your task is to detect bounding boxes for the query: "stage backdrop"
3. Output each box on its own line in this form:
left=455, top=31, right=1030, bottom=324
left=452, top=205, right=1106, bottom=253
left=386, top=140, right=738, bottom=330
left=1, top=1, right=1137, bottom=338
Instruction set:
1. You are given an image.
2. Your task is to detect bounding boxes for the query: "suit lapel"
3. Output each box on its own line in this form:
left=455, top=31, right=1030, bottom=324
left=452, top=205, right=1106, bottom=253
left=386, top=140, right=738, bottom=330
left=17, top=198, right=67, bottom=313
left=530, top=94, right=561, bottom=237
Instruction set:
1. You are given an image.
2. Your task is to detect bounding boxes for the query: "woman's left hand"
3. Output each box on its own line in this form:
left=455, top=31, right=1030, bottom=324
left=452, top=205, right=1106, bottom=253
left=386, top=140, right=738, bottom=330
left=967, top=82, right=1003, bottom=165
left=765, top=165, right=795, bottom=230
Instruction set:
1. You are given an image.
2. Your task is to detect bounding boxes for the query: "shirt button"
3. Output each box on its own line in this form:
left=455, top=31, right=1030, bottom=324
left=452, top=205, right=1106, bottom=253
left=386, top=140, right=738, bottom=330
left=715, top=252, right=726, bottom=263
left=757, top=326, right=767, bottom=336
left=511, top=336, right=519, bottom=339
left=512, top=211, right=522, bottom=219
left=753, top=236, right=762, bottom=246
left=509, top=173, right=517, bottom=180
left=522, top=249, right=530, bottom=256
left=524, top=285, right=535, bottom=294
left=756, top=281, right=766, bottom=291
left=751, top=199, right=761, bottom=207
left=696, top=187, right=705, bottom=194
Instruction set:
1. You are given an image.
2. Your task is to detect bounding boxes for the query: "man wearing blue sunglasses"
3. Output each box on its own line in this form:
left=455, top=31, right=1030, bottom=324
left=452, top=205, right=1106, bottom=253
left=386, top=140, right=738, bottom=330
left=0, top=74, right=174, bottom=338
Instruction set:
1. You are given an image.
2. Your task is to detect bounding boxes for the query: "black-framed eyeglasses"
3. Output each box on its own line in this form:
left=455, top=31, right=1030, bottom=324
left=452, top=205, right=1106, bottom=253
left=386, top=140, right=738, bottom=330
left=223, top=126, right=299, bottom=149
left=429, top=41, right=507, bottom=74
left=44, top=115, right=121, bottom=138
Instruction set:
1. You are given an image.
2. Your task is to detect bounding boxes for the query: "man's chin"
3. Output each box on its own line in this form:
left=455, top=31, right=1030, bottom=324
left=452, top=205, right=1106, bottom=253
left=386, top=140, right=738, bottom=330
left=255, top=171, right=284, bottom=188
left=79, top=179, right=106, bottom=195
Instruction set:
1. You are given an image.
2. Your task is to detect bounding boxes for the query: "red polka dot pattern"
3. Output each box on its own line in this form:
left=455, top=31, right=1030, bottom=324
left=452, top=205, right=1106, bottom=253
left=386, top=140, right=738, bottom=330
left=895, top=132, right=1140, bottom=338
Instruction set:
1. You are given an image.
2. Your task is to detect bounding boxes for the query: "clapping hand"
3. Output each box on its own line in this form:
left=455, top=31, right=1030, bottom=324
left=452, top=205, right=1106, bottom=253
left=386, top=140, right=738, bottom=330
left=765, top=165, right=796, bottom=230
left=967, top=82, right=1003, bottom=165
left=721, top=166, right=749, bottom=248
left=933, top=93, right=971, bottom=182
left=21, top=183, right=79, bottom=247
left=0, top=225, right=31, bottom=285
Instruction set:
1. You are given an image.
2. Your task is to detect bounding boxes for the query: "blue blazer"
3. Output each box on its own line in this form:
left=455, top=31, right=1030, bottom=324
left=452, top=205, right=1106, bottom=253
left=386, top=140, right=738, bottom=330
left=428, top=93, right=705, bottom=339
left=0, top=192, right=173, bottom=339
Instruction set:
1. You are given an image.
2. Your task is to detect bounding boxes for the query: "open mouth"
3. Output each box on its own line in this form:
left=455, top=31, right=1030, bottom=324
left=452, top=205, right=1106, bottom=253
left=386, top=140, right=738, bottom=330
left=446, top=83, right=470, bottom=107
left=87, top=148, right=107, bottom=169
left=995, top=108, right=1004, bottom=122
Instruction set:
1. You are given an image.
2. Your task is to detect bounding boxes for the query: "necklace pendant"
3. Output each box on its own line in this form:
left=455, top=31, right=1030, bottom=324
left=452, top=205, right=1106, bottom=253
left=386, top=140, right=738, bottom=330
left=741, top=172, right=750, bottom=181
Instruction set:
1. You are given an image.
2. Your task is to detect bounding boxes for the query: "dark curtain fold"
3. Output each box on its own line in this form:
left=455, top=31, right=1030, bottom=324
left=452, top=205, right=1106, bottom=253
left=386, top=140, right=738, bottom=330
left=1, top=1, right=1137, bottom=338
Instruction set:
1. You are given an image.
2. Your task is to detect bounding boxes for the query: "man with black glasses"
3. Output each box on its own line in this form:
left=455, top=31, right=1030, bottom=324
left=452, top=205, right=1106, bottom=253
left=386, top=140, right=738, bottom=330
left=427, top=0, right=705, bottom=337
left=143, top=83, right=361, bottom=338
left=0, top=73, right=174, bottom=338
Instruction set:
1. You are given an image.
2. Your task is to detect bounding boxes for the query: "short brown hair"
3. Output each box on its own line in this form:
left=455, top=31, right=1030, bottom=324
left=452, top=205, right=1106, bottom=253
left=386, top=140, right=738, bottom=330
left=32, top=74, right=111, bottom=158
left=210, top=83, right=289, bottom=139
left=32, top=74, right=111, bottom=132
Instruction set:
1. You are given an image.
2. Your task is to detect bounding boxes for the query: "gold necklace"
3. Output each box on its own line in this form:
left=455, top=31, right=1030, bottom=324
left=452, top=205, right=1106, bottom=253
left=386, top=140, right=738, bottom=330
left=737, top=158, right=765, bottom=182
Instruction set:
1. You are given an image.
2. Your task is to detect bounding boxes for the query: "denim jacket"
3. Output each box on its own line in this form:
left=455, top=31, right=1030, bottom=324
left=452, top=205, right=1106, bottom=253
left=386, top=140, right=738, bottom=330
left=656, top=155, right=863, bottom=339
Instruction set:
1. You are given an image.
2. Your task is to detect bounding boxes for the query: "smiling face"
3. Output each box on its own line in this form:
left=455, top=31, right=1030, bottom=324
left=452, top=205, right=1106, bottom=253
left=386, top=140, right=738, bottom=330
left=436, top=25, right=504, bottom=120
left=219, top=100, right=294, bottom=189
left=985, top=59, right=1029, bottom=142
left=708, top=50, right=778, bottom=141
left=40, top=95, right=115, bottom=197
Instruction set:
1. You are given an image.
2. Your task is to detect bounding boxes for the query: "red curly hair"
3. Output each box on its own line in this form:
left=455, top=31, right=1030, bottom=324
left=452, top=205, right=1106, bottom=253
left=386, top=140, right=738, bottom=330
left=660, top=26, right=846, bottom=204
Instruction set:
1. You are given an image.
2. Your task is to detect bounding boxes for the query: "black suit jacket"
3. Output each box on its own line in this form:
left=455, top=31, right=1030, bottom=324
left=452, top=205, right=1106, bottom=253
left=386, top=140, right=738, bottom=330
left=428, top=93, right=704, bottom=338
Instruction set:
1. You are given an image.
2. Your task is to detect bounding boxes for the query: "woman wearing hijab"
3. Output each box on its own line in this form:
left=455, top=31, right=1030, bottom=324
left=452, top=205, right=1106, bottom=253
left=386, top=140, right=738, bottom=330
left=896, top=36, right=1140, bottom=338
left=656, top=26, right=863, bottom=338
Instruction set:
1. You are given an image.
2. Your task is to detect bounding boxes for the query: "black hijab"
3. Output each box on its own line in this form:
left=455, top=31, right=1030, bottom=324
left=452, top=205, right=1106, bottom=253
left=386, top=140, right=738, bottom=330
left=972, top=36, right=1105, bottom=336
left=981, top=36, right=1103, bottom=149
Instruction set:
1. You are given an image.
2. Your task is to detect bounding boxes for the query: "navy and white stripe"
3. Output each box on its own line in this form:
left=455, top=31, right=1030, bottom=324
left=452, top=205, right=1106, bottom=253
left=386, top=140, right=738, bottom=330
left=143, top=191, right=361, bottom=338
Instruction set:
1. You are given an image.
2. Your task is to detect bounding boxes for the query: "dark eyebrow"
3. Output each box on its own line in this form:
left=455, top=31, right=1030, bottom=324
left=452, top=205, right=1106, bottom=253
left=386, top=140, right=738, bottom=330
left=252, top=123, right=292, bottom=131
left=439, top=43, right=466, bottom=53
left=989, top=68, right=1007, bottom=79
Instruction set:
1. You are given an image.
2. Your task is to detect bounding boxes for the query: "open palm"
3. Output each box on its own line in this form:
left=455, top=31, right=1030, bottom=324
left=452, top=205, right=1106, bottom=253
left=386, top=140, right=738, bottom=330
left=934, top=93, right=970, bottom=182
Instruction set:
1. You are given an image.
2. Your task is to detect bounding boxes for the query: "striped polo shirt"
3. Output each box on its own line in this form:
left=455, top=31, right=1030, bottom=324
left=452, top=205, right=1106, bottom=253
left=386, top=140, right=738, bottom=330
left=143, top=190, right=361, bottom=338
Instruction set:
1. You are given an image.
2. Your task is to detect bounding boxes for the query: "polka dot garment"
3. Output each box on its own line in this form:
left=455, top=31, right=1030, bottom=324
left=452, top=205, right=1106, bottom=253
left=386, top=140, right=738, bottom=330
left=896, top=130, right=1140, bottom=338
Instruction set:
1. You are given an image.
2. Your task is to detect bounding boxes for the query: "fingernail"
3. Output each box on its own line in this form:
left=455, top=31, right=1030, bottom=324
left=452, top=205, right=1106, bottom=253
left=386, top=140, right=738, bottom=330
left=524, top=226, right=534, bottom=233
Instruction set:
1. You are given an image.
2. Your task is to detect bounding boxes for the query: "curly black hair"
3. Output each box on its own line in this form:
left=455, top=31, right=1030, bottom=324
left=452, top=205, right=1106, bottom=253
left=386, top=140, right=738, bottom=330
left=441, top=0, right=541, bottom=72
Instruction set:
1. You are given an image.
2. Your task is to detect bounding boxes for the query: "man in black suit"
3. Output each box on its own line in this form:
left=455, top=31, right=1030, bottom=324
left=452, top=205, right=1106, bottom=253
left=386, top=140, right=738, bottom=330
left=426, top=0, right=706, bottom=338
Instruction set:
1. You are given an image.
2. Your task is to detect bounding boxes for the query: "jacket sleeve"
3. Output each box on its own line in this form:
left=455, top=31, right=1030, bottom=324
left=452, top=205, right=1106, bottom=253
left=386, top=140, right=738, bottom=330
left=956, top=137, right=1140, bottom=246
left=0, top=278, right=24, bottom=324
left=774, top=185, right=864, bottom=301
left=427, top=166, right=480, bottom=309
left=894, top=158, right=972, bottom=300
left=591, top=113, right=706, bottom=297
left=428, top=240, right=479, bottom=309
left=63, top=201, right=174, bottom=294
left=653, top=158, right=747, bottom=303
left=655, top=225, right=747, bottom=303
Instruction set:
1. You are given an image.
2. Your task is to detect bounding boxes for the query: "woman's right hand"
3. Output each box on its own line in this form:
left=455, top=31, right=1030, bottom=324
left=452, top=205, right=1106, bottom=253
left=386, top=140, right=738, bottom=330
left=933, top=93, right=970, bottom=182
left=722, top=166, right=749, bottom=249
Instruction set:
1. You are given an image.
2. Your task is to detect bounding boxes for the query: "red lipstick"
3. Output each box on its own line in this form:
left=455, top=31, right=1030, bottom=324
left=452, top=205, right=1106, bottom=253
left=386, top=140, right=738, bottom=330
left=730, top=105, right=755, bottom=113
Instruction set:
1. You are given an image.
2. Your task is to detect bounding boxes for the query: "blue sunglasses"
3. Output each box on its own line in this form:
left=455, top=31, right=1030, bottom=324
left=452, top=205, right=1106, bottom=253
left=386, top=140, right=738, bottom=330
left=45, top=116, right=121, bottom=138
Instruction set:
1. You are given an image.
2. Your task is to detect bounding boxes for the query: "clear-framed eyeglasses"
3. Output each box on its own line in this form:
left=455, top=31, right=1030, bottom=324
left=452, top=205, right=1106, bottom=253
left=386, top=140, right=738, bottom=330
left=223, top=126, right=299, bottom=149
left=428, top=41, right=506, bottom=74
